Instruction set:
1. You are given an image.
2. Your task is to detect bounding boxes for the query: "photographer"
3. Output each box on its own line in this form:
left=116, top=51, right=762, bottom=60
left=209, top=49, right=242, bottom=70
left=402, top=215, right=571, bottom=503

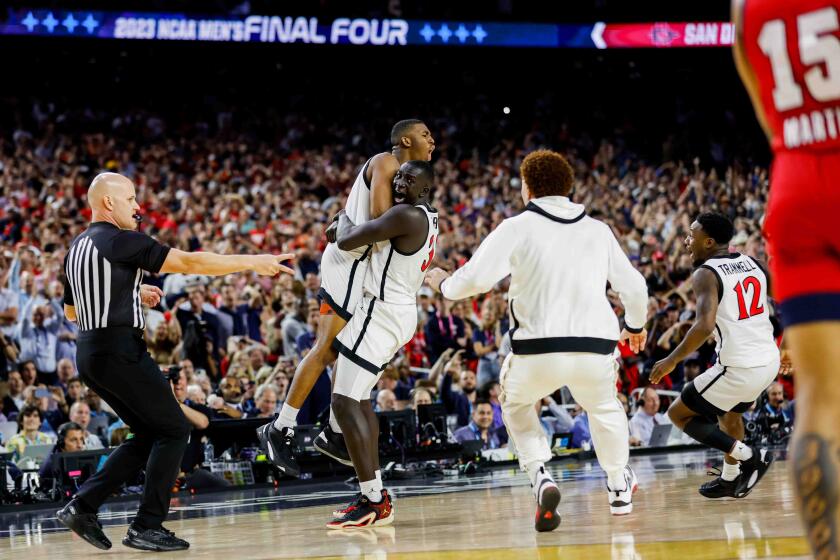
left=176, top=288, right=221, bottom=381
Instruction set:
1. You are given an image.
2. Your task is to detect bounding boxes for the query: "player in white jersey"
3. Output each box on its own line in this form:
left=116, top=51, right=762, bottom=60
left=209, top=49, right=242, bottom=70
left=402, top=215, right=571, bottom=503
left=326, top=161, right=437, bottom=529
left=651, top=212, right=780, bottom=499
left=258, top=120, right=435, bottom=477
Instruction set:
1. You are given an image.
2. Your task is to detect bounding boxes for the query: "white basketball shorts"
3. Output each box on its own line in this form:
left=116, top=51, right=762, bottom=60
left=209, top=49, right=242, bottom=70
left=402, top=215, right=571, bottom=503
left=682, top=357, right=780, bottom=417
left=332, top=295, right=417, bottom=402
left=318, top=242, right=371, bottom=321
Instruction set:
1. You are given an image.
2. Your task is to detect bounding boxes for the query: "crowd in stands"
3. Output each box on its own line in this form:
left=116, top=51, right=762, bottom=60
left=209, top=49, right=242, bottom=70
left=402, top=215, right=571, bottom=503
left=0, top=101, right=794, bottom=471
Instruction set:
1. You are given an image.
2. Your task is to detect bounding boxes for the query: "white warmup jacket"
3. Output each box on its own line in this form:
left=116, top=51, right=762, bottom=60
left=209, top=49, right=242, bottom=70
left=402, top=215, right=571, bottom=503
left=440, top=196, right=648, bottom=356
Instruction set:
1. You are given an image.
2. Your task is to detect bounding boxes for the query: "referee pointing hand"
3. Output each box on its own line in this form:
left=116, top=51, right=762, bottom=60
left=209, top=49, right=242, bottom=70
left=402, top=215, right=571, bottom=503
left=56, top=172, right=294, bottom=552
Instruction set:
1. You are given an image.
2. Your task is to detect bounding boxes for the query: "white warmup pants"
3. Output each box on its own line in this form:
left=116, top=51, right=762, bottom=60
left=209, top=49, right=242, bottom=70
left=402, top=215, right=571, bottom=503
left=500, top=352, right=629, bottom=480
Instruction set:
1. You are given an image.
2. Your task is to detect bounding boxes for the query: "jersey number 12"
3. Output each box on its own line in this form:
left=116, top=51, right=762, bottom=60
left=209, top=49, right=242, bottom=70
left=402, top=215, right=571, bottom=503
left=733, top=276, right=765, bottom=320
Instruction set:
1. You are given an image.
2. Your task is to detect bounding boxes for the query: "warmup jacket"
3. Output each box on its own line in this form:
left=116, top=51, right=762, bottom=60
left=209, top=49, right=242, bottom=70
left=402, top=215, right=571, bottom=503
left=440, top=196, right=648, bottom=355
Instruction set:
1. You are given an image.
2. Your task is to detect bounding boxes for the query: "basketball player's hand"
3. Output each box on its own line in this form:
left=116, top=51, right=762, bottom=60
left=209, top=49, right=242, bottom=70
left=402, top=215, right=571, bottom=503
left=140, top=284, right=164, bottom=308
left=426, top=267, right=450, bottom=294
left=252, top=253, right=296, bottom=276
left=649, top=357, right=676, bottom=384
left=618, top=328, right=647, bottom=354
left=779, top=349, right=794, bottom=376
left=325, top=222, right=338, bottom=243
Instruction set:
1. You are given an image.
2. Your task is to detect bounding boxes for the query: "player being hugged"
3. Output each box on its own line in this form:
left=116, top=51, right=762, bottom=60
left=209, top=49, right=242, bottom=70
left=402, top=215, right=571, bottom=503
left=651, top=212, right=780, bottom=499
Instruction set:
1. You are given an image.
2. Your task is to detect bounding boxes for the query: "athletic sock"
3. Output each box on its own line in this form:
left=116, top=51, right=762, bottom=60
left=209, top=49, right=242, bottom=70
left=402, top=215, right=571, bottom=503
left=329, top=406, right=343, bottom=434
left=360, top=478, right=383, bottom=503
left=683, top=416, right=737, bottom=454
left=273, top=404, right=299, bottom=430
left=730, top=441, right=754, bottom=462
left=375, top=469, right=382, bottom=487
left=527, top=464, right=554, bottom=500
left=721, top=461, right=741, bottom=481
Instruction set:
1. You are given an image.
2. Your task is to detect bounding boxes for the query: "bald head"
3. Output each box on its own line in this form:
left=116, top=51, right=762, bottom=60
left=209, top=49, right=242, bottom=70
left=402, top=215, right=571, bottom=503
left=88, top=172, right=141, bottom=230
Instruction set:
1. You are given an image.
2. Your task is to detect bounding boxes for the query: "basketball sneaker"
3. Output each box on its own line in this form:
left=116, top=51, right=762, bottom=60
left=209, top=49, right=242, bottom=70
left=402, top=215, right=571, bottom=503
left=327, top=490, right=394, bottom=529
left=533, top=474, right=561, bottom=532
left=699, top=475, right=737, bottom=499
left=333, top=493, right=364, bottom=518
left=607, top=465, right=638, bottom=516
left=734, top=446, right=773, bottom=498
left=256, top=423, right=300, bottom=477
left=313, top=425, right=352, bottom=466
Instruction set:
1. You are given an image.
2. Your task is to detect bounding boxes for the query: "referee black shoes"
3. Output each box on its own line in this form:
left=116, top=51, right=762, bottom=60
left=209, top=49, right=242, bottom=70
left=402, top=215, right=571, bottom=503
left=56, top=499, right=112, bottom=550
left=734, top=446, right=774, bottom=498
left=257, top=422, right=301, bottom=477
left=313, top=424, right=352, bottom=466
left=122, top=525, right=189, bottom=551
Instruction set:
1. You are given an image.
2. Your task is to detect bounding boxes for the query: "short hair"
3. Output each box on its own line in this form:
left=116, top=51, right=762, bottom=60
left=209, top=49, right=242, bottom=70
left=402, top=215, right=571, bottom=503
left=255, top=384, right=277, bottom=402
left=17, top=404, right=42, bottom=430
left=404, top=160, right=435, bottom=185
left=520, top=150, right=575, bottom=198
left=696, top=212, right=734, bottom=245
left=391, top=119, right=424, bottom=146
left=67, top=376, right=83, bottom=386
left=70, top=401, right=90, bottom=416
left=57, top=422, right=84, bottom=450
left=473, top=398, right=492, bottom=410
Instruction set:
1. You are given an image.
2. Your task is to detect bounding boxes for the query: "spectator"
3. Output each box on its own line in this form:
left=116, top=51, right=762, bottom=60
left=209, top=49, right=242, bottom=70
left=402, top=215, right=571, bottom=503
left=146, top=313, right=182, bottom=365
left=25, top=384, right=69, bottom=433
left=375, top=389, right=397, bottom=412
left=2, top=370, right=26, bottom=417
left=629, top=387, right=670, bottom=446
left=570, top=407, right=591, bottom=449
left=247, top=385, right=278, bottom=419
left=409, top=388, right=433, bottom=409
left=7, top=404, right=54, bottom=456
left=217, top=284, right=250, bottom=339
left=761, top=382, right=793, bottom=425
left=68, top=401, right=104, bottom=450
left=478, top=381, right=504, bottom=431
left=473, top=299, right=502, bottom=387
left=439, top=351, right=477, bottom=427
left=186, top=384, right=207, bottom=405
left=38, top=421, right=86, bottom=489
left=66, top=377, right=85, bottom=406
left=453, top=399, right=504, bottom=450
left=55, top=358, right=76, bottom=392
left=19, top=360, right=38, bottom=390
left=279, top=292, right=306, bottom=359
left=210, top=377, right=244, bottom=418
left=424, top=297, right=467, bottom=364
left=295, top=306, right=321, bottom=360
left=16, top=300, right=60, bottom=385
left=176, top=288, right=222, bottom=378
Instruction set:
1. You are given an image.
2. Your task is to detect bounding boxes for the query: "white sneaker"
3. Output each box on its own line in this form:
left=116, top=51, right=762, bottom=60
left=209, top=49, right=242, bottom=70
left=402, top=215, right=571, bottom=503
left=607, top=466, right=638, bottom=516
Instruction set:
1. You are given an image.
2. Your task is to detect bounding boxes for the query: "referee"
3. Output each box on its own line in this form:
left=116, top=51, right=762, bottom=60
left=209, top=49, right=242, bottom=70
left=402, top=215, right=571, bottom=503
left=56, top=172, right=294, bottom=552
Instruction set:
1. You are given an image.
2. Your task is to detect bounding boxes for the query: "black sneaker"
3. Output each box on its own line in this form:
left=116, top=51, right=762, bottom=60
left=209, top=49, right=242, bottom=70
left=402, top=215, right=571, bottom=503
left=313, top=425, right=352, bottom=466
left=56, top=499, right=112, bottom=550
left=734, top=447, right=773, bottom=498
left=699, top=476, right=737, bottom=498
left=256, top=422, right=301, bottom=477
left=534, top=473, right=561, bottom=532
left=122, top=525, right=190, bottom=551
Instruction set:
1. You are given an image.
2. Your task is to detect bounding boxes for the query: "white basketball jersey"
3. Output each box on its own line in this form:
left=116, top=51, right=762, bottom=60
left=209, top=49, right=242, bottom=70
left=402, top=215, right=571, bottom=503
left=364, top=204, right=439, bottom=305
left=700, top=253, right=779, bottom=368
left=344, top=158, right=373, bottom=232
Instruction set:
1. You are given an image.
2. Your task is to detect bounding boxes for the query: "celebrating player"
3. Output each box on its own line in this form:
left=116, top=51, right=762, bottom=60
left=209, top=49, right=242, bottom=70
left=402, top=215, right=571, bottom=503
left=326, top=160, right=437, bottom=528
left=650, top=213, right=779, bottom=498
left=258, top=120, right=435, bottom=476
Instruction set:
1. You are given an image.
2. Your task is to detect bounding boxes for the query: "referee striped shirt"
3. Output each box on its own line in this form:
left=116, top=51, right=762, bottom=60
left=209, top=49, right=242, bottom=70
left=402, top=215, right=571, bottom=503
left=63, top=222, right=171, bottom=331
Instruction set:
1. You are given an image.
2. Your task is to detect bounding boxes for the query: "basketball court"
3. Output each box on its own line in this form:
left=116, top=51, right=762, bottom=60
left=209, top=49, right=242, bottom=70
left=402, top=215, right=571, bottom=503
left=1, top=449, right=807, bottom=559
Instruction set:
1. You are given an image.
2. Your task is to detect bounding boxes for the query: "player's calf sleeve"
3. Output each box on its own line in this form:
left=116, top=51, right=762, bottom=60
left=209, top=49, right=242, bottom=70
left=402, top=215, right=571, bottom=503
left=683, top=416, right=737, bottom=454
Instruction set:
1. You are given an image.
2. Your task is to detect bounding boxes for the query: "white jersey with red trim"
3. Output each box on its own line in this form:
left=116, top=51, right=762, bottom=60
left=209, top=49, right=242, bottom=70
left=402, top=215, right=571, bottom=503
left=343, top=158, right=373, bottom=254
left=364, top=203, right=438, bottom=305
left=699, top=253, right=779, bottom=368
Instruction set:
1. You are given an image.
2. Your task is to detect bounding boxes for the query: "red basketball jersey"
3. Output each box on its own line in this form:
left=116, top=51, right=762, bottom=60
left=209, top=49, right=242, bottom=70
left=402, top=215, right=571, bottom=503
left=741, top=0, right=840, bottom=153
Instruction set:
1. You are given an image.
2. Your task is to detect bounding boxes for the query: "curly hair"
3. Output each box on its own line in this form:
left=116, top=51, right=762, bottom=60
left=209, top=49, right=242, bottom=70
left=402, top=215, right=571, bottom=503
left=696, top=212, right=734, bottom=245
left=519, top=149, right=575, bottom=198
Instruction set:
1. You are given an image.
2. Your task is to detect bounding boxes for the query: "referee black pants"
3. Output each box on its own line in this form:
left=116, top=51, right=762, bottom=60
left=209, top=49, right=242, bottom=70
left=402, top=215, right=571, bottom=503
left=74, top=327, right=190, bottom=529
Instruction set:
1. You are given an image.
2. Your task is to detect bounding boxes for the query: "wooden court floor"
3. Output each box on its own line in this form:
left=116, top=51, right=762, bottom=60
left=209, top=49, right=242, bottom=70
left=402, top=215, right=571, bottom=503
left=2, top=450, right=809, bottom=559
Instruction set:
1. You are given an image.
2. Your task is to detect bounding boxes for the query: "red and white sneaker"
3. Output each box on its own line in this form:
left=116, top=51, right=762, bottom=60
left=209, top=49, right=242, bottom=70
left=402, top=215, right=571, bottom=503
left=607, top=466, right=638, bottom=516
left=327, top=490, right=394, bottom=529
